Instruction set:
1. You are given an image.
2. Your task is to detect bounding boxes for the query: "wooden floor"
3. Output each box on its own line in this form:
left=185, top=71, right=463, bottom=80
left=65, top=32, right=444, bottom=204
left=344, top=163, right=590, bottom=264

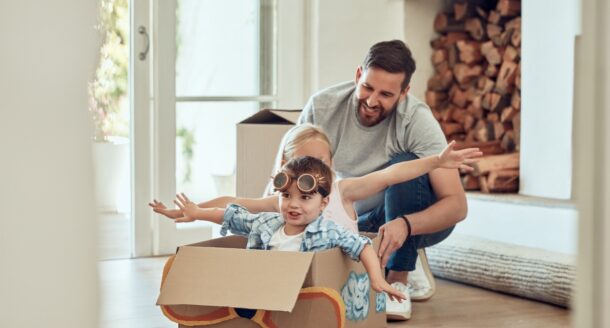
left=99, top=256, right=570, bottom=328
left=98, top=212, right=131, bottom=260
left=401, top=280, right=570, bottom=328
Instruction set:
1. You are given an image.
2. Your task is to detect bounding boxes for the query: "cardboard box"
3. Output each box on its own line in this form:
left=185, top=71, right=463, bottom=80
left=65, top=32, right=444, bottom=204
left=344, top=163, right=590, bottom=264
left=157, top=235, right=387, bottom=328
left=236, top=109, right=301, bottom=198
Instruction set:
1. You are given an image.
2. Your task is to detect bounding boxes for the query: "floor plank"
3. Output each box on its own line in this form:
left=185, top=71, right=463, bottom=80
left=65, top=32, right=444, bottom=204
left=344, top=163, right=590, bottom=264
left=99, top=257, right=173, bottom=328
left=99, top=256, right=570, bottom=328
left=401, top=279, right=570, bottom=327
left=98, top=212, right=131, bottom=260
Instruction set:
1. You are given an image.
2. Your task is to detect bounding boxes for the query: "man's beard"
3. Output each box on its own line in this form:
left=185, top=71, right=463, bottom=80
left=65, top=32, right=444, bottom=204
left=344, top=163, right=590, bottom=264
left=357, top=99, right=399, bottom=126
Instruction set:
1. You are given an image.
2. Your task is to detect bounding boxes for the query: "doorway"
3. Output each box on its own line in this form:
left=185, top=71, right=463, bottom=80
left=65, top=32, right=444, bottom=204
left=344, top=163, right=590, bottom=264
left=92, top=0, right=132, bottom=260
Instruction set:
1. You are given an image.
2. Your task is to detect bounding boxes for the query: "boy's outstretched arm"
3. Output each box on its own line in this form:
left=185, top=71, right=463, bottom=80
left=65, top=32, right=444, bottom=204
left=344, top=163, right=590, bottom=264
left=149, top=199, right=182, bottom=219
left=173, top=193, right=225, bottom=224
left=340, top=140, right=482, bottom=202
left=359, top=245, right=406, bottom=302
left=150, top=195, right=279, bottom=219
left=197, top=195, right=280, bottom=213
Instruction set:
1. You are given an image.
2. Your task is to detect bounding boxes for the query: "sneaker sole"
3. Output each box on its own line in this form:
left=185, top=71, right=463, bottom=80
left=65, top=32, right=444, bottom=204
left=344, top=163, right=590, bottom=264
left=386, top=311, right=412, bottom=321
left=411, top=248, right=436, bottom=302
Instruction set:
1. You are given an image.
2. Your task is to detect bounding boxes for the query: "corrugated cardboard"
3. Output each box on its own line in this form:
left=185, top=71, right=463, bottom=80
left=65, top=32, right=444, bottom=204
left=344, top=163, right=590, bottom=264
left=158, top=246, right=314, bottom=311
left=158, top=234, right=387, bottom=328
left=236, top=109, right=301, bottom=198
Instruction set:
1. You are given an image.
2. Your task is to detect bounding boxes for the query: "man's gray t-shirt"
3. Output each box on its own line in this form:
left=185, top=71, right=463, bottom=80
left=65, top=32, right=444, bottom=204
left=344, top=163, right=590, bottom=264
left=298, top=81, right=447, bottom=214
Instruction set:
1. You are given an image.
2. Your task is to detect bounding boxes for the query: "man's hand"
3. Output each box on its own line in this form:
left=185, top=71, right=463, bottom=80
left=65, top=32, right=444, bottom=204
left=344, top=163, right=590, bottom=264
left=378, top=218, right=409, bottom=269
left=148, top=199, right=183, bottom=219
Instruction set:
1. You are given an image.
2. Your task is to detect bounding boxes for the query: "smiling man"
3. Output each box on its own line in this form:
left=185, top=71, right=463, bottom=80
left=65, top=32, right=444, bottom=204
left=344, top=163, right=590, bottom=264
left=298, top=40, right=467, bottom=320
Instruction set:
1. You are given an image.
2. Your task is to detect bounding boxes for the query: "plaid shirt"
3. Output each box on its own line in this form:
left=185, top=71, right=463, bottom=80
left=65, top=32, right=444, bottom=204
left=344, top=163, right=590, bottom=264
left=220, top=204, right=371, bottom=261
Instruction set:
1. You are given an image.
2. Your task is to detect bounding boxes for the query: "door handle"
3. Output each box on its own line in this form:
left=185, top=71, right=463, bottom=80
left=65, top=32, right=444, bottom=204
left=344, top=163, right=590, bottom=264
left=138, top=26, right=149, bottom=61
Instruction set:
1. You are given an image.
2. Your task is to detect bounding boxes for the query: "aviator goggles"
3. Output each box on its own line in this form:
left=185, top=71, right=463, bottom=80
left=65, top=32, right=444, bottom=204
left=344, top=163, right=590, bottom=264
left=272, top=171, right=329, bottom=197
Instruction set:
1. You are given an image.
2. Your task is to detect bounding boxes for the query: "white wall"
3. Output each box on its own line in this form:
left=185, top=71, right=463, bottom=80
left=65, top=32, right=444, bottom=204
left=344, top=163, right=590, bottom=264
left=573, top=0, right=610, bottom=324
left=0, top=1, right=99, bottom=327
left=457, top=197, right=578, bottom=254
left=404, top=0, right=445, bottom=101
left=520, top=0, right=578, bottom=199
left=305, top=0, right=406, bottom=95
left=302, top=0, right=442, bottom=106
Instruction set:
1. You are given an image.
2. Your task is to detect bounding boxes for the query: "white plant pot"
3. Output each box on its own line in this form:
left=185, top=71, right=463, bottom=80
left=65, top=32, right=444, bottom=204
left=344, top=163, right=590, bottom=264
left=212, top=173, right=236, bottom=197
left=92, top=136, right=130, bottom=213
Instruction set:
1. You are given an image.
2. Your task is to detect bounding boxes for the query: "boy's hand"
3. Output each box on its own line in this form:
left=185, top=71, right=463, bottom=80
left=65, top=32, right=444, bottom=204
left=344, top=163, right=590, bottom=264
left=148, top=199, right=183, bottom=219
left=371, top=280, right=407, bottom=303
left=438, top=140, right=483, bottom=172
left=173, top=193, right=201, bottom=223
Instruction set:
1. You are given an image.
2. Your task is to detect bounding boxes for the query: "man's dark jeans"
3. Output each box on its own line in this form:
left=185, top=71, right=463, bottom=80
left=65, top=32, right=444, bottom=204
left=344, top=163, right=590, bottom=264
left=357, top=152, right=455, bottom=272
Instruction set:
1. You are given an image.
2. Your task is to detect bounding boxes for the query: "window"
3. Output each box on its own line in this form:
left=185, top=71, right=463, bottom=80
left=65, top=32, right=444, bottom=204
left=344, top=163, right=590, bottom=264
left=175, top=0, right=277, bottom=200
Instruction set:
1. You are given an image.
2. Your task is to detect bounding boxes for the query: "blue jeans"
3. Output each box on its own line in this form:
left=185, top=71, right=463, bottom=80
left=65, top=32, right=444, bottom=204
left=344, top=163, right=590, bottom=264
left=357, top=152, right=455, bottom=272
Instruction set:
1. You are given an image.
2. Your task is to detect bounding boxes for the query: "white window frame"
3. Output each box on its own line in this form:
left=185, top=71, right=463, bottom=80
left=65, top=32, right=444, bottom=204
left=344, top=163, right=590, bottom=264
left=130, top=0, right=306, bottom=257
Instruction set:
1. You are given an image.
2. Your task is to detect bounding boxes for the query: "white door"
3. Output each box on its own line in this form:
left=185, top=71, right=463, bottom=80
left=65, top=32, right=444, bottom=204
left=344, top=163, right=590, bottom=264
left=131, top=0, right=305, bottom=256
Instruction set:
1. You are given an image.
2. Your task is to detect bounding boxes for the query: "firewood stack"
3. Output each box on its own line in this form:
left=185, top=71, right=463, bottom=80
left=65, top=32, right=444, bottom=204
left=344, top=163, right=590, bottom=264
left=427, top=0, right=521, bottom=193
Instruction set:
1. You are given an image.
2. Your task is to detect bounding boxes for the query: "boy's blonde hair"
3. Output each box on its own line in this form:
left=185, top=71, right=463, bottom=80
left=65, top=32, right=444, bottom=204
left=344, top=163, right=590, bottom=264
left=264, top=123, right=332, bottom=196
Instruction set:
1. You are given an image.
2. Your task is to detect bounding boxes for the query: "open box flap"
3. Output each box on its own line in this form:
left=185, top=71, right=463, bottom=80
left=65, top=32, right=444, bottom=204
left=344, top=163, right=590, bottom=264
left=239, top=109, right=301, bottom=124
left=157, top=245, right=314, bottom=312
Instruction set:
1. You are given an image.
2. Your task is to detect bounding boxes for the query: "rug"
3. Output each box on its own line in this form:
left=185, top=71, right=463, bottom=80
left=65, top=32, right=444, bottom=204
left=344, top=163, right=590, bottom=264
left=427, top=233, right=574, bottom=307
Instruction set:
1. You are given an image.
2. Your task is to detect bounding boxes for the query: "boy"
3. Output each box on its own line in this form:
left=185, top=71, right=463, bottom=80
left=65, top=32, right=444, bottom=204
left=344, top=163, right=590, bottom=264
left=173, top=156, right=406, bottom=301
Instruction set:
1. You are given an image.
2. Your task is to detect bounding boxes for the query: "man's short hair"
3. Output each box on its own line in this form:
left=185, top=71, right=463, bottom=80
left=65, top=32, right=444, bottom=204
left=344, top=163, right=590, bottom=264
left=362, top=40, right=416, bottom=90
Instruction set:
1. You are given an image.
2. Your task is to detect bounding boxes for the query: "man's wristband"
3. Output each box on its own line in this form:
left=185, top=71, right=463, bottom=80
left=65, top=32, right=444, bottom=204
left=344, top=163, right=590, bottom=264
left=401, top=215, right=412, bottom=239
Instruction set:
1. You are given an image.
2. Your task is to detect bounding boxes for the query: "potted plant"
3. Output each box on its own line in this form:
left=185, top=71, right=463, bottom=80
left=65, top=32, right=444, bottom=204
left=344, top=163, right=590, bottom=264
left=89, top=0, right=130, bottom=213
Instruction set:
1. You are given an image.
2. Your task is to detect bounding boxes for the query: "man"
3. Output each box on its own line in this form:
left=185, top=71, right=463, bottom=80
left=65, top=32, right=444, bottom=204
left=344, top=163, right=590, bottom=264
left=297, top=40, right=467, bottom=320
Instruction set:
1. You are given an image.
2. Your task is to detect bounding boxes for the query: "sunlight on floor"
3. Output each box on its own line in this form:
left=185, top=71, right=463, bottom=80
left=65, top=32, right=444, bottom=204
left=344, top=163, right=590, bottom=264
left=98, top=213, right=131, bottom=260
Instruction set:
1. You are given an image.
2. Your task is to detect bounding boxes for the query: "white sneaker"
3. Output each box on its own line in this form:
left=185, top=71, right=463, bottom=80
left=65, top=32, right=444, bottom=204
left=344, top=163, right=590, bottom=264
left=408, top=248, right=436, bottom=301
left=386, top=282, right=412, bottom=321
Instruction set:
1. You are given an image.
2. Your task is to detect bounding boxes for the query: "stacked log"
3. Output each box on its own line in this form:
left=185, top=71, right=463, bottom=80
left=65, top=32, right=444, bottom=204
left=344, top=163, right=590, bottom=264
left=428, top=0, right=521, bottom=193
